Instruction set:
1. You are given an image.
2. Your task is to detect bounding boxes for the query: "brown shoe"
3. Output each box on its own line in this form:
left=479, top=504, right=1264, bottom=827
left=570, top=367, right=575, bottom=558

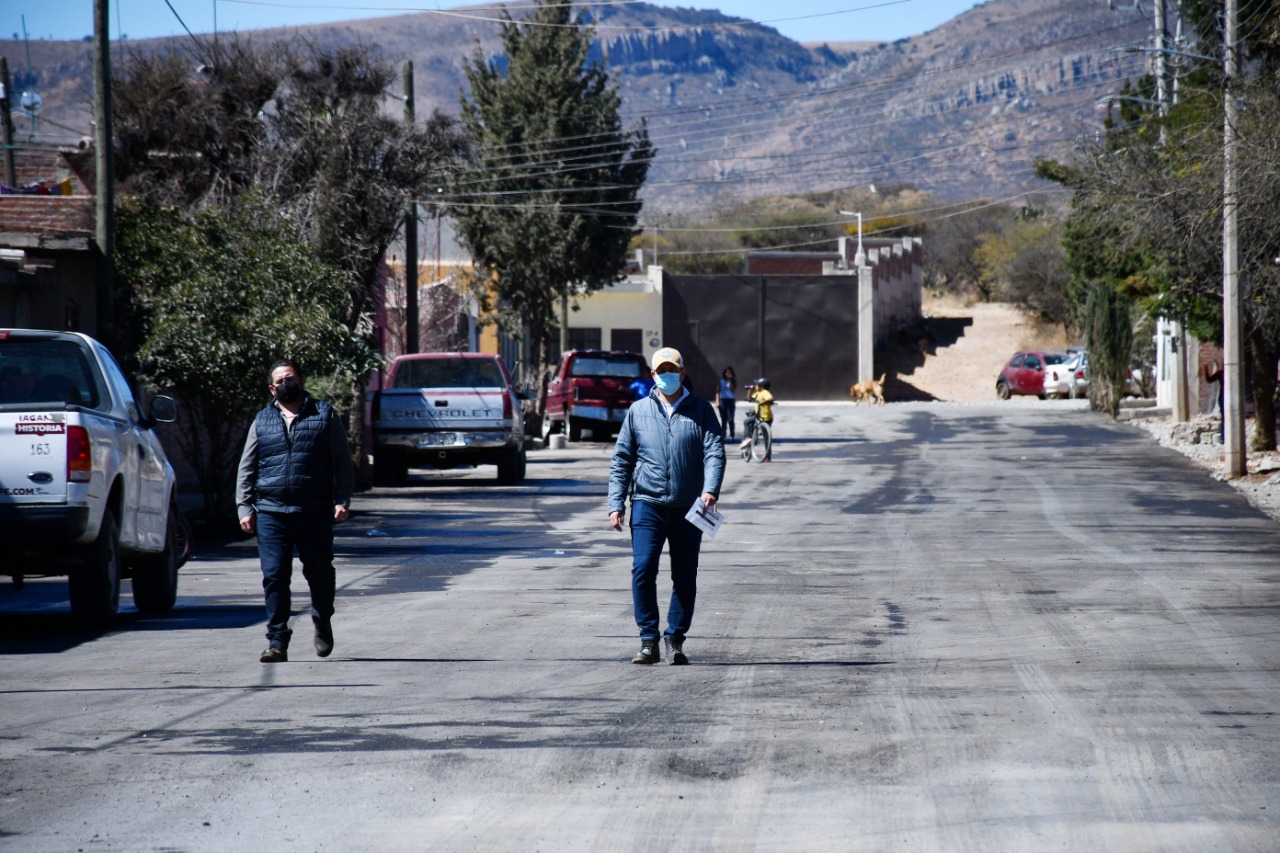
left=260, top=645, right=288, bottom=663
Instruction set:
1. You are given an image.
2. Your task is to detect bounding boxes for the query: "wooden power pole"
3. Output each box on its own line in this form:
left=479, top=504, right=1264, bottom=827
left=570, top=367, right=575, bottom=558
left=93, top=0, right=115, bottom=343
left=403, top=61, right=419, bottom=355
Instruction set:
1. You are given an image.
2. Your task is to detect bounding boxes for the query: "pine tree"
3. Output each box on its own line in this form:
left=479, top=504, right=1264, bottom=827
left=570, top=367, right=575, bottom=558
left=455, top=0, right=652, bottom=392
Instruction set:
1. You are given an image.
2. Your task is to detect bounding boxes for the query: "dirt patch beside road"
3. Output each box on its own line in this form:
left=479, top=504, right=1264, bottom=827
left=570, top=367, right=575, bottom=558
left=882, top=295, right=1071, bottom=402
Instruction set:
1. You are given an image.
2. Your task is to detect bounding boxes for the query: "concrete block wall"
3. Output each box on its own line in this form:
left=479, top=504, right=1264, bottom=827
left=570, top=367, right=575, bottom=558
left=867, top=237, right=923, bottom=346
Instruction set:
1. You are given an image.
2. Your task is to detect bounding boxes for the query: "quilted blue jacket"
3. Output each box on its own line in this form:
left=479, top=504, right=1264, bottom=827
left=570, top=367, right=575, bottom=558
left=608, top=389, right=725, bottom=514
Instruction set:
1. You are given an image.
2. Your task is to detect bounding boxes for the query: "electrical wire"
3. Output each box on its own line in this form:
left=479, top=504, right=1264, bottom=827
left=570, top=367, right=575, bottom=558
left=437, top=79, right=1150, bottom=203
left=161, top=0, right=212, bottom=59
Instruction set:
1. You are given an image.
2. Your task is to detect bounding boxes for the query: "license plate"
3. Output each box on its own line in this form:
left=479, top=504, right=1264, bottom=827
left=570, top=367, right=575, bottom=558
left=416, top=433, right=456, bottom=448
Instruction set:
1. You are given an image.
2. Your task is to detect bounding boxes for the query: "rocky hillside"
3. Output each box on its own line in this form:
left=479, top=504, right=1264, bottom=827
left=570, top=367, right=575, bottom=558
left=0, top=0, right=1152, bottom=208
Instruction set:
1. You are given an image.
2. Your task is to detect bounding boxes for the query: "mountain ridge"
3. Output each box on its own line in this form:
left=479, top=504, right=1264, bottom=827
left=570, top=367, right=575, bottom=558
left=1, top=0, right=1152, bottom=208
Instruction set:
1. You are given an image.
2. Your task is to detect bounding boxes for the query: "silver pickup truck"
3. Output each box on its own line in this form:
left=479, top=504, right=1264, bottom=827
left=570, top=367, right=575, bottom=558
left=0, top=329, right=181, bottom=628
left=370, top=352, right=527, bottom=486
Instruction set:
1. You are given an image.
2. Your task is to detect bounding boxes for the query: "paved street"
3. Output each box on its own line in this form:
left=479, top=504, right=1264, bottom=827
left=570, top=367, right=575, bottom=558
left=2, top=402, right=1278, bottom=851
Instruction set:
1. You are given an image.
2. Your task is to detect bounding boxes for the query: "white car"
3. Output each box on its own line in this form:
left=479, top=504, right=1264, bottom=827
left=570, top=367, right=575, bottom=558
left=1045, top=351, right=1144, bottom=399
left=1044, top=351, right=1087, bottom=399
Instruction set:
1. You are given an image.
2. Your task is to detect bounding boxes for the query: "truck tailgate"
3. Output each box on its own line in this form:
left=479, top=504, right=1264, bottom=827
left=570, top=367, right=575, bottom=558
left=0, top=412, right=68, bottom=503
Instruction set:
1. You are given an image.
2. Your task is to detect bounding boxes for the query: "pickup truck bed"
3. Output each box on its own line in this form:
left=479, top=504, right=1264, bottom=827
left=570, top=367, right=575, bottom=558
left=0, top=329, right=181, bottom=628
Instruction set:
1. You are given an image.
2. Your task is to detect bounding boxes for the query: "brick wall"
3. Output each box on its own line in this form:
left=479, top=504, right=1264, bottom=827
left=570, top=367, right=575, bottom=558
left=0, top=196, right=94, bottom=235
left=8, top=147, right=93, bottom=194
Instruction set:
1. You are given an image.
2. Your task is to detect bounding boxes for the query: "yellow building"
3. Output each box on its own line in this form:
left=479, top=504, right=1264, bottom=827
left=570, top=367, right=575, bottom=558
left=557, top=261, right=664, bottom=362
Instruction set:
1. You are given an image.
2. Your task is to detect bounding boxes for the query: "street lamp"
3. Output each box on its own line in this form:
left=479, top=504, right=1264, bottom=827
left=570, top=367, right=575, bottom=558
left=838, top=210, right=865, bottom=266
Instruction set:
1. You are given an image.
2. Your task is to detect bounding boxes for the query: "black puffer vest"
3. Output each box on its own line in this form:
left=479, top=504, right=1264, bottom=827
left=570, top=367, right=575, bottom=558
left=253, top=397, right=335, bottom=512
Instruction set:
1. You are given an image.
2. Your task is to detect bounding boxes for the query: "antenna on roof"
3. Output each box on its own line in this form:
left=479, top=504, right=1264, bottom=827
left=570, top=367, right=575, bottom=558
left=18, top=15, right=42, bottom=136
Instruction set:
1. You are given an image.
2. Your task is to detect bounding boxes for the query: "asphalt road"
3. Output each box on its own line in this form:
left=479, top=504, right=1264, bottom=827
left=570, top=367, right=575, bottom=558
left=2, top=402, right=1278, bottom=851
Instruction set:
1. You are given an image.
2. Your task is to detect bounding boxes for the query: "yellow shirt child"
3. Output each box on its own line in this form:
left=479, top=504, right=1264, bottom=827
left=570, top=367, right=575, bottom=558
left=749, top=387, right=774, bottom=423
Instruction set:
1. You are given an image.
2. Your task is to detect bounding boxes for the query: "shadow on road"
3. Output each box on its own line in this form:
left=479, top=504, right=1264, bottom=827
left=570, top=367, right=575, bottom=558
left=0, top=578, right=263, bottom=654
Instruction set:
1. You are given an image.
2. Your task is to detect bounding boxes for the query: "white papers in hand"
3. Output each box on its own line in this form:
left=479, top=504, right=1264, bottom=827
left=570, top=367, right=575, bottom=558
left=684, top=498, right=725, bottom=538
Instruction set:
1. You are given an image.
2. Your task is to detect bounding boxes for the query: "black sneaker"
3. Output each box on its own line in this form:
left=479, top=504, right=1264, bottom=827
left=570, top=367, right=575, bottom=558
left=664, top=635, right=689, bottom=666
left=260, top=644, right=288, bottom=663
left=631, top=639, right=661, bottom=665
left=314, top=621, right=334, bottom=658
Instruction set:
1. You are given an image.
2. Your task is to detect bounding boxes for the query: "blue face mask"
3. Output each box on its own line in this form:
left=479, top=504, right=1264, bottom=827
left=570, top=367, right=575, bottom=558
left=653, top=372, right=682, bottom=395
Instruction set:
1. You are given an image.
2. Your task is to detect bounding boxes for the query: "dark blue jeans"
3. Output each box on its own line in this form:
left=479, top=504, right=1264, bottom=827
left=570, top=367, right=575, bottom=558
left=630, top=499, right=703, bottom=642
left=257, top=510, right=336, bottom=647
left=719, top=399, right=736, bottom=439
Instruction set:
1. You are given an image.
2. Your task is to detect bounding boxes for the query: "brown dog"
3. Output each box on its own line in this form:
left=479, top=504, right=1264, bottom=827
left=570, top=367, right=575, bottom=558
left=849, top=373, right=887, bottom=406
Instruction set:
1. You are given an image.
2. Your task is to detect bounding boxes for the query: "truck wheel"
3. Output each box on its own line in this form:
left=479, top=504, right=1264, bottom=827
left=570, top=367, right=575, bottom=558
left=497, top=446, right=527, bottom=485
left=70, top=508, right=121, bottom=630
left=133, top=502, right=180, bottom=614
left=540, top=411, right=560, bottom=440
left=373, top=451, right=408, bottom=487
left=566, top=411, right=582, bottom=442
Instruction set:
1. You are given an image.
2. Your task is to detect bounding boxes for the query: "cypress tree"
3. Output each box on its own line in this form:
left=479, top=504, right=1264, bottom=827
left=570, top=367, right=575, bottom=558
left=1084, top=282, right=1134, bottom=419
left=454, top=0, right=652, bottom=394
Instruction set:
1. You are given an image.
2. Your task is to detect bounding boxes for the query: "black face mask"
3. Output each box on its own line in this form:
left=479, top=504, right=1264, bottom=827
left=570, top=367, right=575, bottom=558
left=274, top=378, right=302, bottom=404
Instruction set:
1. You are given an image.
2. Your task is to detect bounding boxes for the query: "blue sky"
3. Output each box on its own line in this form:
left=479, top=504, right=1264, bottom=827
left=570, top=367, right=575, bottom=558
left=8, top=0, right=982, bottom=46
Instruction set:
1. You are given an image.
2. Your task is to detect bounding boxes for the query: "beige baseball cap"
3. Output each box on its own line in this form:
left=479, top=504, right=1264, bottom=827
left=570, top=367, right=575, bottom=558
left=650, top=347, right=684, bottom=371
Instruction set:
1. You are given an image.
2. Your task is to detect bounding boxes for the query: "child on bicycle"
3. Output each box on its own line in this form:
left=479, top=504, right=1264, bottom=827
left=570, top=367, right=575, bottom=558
left=740, top=377, right=774, bottom=459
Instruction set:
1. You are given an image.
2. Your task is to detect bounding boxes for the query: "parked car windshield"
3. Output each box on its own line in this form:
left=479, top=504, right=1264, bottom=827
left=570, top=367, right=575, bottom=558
left=391, top=358, right=504, bottom=389
left=0, top=338, right=100, bottom=408
left=570, top=357, right=643, bottom=379
left=1044, top=354, right=1069, bottom=365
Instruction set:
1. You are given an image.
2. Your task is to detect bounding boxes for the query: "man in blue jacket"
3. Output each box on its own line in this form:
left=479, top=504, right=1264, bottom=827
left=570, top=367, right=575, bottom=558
left=609, top=346, right=725, bottom=665
left=236, top=359, right=354, bottom=663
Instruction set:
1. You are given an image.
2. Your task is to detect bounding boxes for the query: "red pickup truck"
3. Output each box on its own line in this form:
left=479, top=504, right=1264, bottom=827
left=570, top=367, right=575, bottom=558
left=542, top=350, right=650, bottom=441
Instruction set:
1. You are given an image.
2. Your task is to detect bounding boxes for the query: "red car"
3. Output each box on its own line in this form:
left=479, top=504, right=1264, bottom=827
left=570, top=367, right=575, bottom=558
left=542, top=349, right=650, bottom=441
left=996, top=350, right=1069, bottom=400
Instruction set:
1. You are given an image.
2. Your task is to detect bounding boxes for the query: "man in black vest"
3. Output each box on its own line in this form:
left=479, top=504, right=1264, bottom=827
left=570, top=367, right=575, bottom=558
left=236, top=359, right=354, bottom=663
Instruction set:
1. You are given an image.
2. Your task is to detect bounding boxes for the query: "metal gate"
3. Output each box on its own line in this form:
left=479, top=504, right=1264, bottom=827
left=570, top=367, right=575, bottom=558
left=663, top=275, right=859, bottom=400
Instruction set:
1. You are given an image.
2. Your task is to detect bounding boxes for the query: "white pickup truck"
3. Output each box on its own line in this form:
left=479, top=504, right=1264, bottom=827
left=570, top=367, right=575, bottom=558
left=0, top=329, right=181, bottom=628
left=369, top=352, right=527, bottom=486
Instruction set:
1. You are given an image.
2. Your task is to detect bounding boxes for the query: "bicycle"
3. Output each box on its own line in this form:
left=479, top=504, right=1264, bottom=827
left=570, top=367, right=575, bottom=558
left=738, top=382, right=774, bottom=463
left=741, top=418, right=772, bottom=463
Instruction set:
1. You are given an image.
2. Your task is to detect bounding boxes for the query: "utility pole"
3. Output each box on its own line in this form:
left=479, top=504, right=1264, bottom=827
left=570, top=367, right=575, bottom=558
left=93, top=0, right=115, bottom=343
left=435, top=188, right=442, bottom=281
left=1154, top=1, right=1190, bottom=420
left=0, top=58, right=16, bottom=187
left=403, top=61, right=419, bottom=355
left=1154, top=0, right=1168, bottom=127
left=1222, top=0, right=1245, bottom=477
left=560, top=292, right=569, bottom=357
